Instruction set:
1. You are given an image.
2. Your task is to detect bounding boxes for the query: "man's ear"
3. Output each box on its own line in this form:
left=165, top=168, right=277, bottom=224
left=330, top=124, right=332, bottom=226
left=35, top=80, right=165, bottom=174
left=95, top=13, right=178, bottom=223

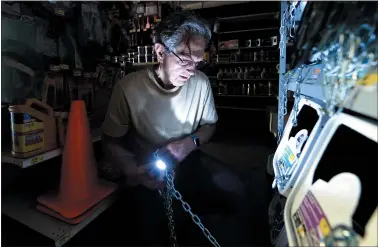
left=154, top=43, right=166, bottom=62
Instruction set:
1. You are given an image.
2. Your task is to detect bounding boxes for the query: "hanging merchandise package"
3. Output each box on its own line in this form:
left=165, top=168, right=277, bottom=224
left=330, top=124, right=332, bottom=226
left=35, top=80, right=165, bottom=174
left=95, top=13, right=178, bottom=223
left=78, top=2, right=103, bottom=47
left=278, top=129, right=308, bottom=176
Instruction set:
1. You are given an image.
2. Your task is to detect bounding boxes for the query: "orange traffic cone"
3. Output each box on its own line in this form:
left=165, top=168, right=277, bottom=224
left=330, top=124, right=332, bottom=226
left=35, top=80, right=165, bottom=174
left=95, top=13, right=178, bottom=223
left=37, top=100, right=117, bottom=224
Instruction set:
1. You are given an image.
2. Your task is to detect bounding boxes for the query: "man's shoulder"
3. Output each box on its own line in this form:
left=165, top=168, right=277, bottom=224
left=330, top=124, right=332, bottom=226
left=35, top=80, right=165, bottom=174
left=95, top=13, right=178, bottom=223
left=193, top=70, right=209, bottom=83
left=190, top=70, right=211, bottom=88
left=117, top=69, right=149, bottom=91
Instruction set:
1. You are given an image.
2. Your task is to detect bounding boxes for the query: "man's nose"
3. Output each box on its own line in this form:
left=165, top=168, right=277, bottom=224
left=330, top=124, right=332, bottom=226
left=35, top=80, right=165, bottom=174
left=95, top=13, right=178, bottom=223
left=186, top=64, right=196, bottom=75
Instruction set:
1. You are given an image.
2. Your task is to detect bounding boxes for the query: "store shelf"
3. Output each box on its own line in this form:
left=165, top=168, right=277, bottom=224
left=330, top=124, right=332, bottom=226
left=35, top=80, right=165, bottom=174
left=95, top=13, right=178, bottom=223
left=215, top=106, right=266, bottom=112
left=216, top=61, right=278, bottom=65
left=217, top=78, right=278, bottom=81
left=1, top=128, right=102, bottom=168
left=217, top=12, right=279, bottom=23
left=219, top=45, right=279, bottom=51
left=2, top=187, right=119, bottom=247
left=219, top=27, right=278, bottom=35
left=132, top=62, right=158, bottom=66
left=216, top=94, right=277, bottom=98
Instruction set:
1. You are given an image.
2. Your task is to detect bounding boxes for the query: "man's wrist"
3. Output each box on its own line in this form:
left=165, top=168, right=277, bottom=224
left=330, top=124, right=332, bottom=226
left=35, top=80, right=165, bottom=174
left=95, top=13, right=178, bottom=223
left=190, top=134, right=201, bottom=148
left=185, top=135, right=198, bottom=152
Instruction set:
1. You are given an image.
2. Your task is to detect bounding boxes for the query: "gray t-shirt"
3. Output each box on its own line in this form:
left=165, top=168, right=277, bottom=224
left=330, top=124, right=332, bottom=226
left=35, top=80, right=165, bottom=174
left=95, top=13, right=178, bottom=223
left=101, top=67, right=218, bottom=178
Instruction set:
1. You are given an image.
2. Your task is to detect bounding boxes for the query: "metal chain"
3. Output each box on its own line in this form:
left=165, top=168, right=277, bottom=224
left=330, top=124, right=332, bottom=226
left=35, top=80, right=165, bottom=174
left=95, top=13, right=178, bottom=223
left=277, top=6, right=287, bottom=143
left=323, top=225, right=359, bottom=247
left=162, top=172, right=221, bottom=247
left=160, top=184, right=178, bottom=247
left=278, top=7, right=289, bottom=58
left=292, top=66, right=304, bottom=126
left=320, top=9, right=377, bottom=115
left=271, top=210, right=285, bottom=232
left=278, top=1, right=299, bottom=143
left=289, top=2, right=297, bottom=38
left=277, top=72, right=293, bottom=143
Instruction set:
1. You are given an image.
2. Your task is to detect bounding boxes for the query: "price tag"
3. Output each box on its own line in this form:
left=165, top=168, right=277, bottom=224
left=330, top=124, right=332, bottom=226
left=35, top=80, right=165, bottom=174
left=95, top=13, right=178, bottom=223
left=31, top=155, right=44, bottom=165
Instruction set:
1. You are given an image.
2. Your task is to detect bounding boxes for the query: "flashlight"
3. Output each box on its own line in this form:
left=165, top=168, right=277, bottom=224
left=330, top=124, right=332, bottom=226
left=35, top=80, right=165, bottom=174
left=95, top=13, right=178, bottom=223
left=155, top=159, right=167, bottom=170
left=148, top=150, right=168, bottom=178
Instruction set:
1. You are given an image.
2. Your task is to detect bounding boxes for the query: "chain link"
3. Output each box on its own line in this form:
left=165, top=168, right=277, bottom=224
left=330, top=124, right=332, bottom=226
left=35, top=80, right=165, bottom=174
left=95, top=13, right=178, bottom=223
left=278, top=5, right=288, bottom=143
left=278, top=1, right=300, bottom=143
left=292, top=66, right=304, bottom=126
left=162, top=172, right=221, bottom=247
left=160, top=184, right=178, bottom=247
left=277, top=72, right=292, bottom=143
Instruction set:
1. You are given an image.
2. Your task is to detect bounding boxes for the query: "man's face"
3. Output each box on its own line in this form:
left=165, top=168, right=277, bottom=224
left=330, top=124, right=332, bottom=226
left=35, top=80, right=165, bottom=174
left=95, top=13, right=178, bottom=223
left=155, top=37, right=206, bottom=87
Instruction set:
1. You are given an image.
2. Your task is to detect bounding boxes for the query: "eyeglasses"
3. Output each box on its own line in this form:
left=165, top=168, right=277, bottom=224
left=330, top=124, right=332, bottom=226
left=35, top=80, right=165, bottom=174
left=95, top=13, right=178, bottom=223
left=170, top=50, right=207, bottom=70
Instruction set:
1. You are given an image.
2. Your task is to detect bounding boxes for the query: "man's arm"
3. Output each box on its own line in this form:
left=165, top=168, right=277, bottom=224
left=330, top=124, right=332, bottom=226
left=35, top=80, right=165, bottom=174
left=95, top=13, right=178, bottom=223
left=102, top=134, right=140, bottom=177
left=191, top=123, right=216, bottom=147
left=101, top=81, right=160, bottom=188
left=101, top=82, right=146, bottom=179
left=194, top=78, right=218, bottom=146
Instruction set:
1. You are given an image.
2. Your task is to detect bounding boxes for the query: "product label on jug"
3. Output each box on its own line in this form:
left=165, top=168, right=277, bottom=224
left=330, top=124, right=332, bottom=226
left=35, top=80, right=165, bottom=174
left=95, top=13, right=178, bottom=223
left=293, top=191, right=331, bottom=246
left=11, top=113, right=45, bottom=153
left=279, top=145, right=297, bottom=174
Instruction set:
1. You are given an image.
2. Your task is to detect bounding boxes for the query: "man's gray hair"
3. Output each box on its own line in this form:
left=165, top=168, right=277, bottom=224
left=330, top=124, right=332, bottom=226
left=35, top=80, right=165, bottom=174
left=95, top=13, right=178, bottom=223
left=153, top=11, right=212, bottom=53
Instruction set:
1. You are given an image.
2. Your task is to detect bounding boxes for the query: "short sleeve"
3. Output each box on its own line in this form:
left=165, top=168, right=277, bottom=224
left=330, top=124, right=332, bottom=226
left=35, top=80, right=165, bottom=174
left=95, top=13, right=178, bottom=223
left=200, top=80, right=218, bottom=126
left=102, top=82, right=131, bottom=137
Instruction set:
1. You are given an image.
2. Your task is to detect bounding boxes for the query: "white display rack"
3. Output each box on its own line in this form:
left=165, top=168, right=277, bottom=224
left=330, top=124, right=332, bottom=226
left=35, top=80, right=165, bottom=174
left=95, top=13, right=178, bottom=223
left=284, top=112, right=378, bottom=246
left=272, top=97, right=330, bottom=197
left=1, top=128, right=102, bottom=168
left=2, top=187, right=119, bottom=247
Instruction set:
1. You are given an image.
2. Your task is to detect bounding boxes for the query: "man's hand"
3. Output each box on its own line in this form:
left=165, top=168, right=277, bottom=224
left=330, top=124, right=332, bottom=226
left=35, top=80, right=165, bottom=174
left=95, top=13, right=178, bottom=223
left=160, top=136, right=196, bottom=164
left=136, top=164, right=165, bottom=190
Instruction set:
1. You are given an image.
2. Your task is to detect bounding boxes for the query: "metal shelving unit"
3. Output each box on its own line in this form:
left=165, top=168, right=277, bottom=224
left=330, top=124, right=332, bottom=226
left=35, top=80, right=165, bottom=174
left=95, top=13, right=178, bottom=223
left=214, top=11, right=281, bottom=111
left=219, top=45, right=279, bottom=51
left=132, top=62, right=158, bottom=66
left=217, top=12, right=279, bottom=22
left=285, top=63, right=325, bottom=100
left=2, top=187, right=119, bottom=247
left=219, top=27, right=278, bottom=35
left=216, top=61, right=278, bottom=65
